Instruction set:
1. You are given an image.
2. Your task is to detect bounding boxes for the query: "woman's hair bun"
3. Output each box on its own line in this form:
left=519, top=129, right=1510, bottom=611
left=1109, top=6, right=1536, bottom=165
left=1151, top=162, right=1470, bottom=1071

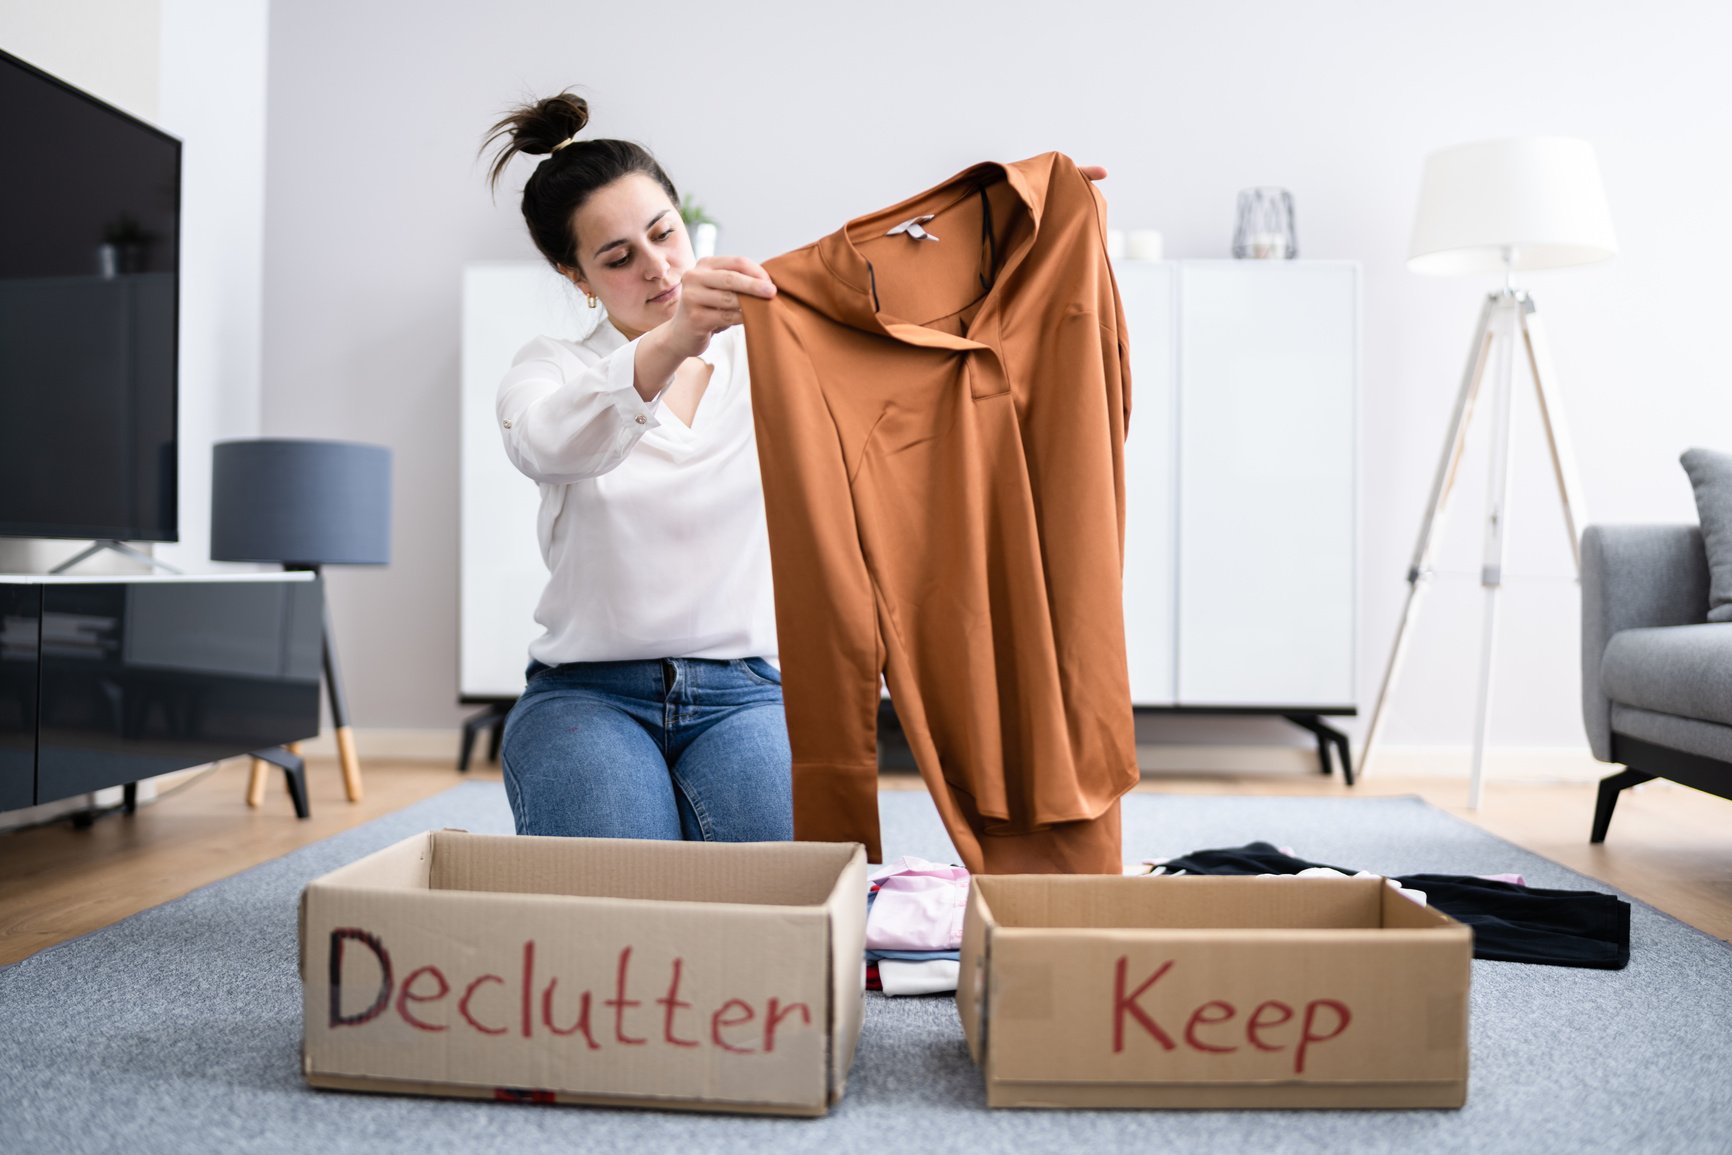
left=482, top=90, right=591, bottom=192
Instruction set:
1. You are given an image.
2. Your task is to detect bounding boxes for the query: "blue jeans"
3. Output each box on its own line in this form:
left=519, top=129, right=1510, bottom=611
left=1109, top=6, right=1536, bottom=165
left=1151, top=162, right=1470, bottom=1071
left=500, top=657, right=793, bottom=842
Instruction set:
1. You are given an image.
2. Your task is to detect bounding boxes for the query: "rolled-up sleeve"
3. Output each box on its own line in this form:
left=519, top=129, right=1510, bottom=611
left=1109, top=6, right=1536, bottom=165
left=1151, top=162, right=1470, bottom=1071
left=497, top=335, right=663, bottom=483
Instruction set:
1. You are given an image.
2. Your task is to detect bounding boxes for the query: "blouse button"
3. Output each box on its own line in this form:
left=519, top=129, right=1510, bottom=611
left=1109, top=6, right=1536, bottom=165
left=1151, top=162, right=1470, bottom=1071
left=501, top=419, right=512, bottom=429
left=635, top=415, right=647, bottom=425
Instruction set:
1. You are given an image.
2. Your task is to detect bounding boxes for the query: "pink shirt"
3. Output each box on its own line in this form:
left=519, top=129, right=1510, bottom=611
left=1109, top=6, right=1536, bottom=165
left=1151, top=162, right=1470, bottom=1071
left=866, top=856, right=971, bottom=951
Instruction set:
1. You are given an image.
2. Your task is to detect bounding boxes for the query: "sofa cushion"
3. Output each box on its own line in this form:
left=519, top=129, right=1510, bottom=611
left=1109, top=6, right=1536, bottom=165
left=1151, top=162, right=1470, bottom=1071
left=1681, top=447, right=1732, bottom=623
left=1601, top=623, right=1732, bottom=729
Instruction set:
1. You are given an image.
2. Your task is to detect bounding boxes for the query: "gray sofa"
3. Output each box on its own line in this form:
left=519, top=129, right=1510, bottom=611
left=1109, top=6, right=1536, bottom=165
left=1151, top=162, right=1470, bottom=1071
left=1582, top=523, right=1732, bottom=841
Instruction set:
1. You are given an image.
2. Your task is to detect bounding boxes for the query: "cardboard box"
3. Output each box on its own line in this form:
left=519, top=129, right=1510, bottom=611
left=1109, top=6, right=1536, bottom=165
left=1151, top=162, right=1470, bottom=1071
left=958, top=874, right=1472, bottom=1109
left=300, top=831, right=867, bottom=1116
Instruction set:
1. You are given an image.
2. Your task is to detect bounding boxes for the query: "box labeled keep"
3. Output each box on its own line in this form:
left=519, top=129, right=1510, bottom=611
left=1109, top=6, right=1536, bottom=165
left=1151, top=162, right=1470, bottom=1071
left=300, top=831, right=867, bottom=1116
left=958, top=874, right=1472, bottom=1109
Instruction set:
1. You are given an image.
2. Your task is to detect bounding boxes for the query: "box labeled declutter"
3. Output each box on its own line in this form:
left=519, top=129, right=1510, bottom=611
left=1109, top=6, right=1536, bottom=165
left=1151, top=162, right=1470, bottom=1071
left=300, top=831, right=867, bottom=1116
left=958, top=874, right=1472, bottom=1109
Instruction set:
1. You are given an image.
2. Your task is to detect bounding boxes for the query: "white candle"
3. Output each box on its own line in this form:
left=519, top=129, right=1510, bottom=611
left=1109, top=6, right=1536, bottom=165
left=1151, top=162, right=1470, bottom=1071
left=1245, top=231, right=1288, bottom=259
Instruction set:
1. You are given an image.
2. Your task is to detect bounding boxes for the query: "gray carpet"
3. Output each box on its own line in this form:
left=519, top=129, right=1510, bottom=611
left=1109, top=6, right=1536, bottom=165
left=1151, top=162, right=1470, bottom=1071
left=3, top=783, right=1730, bottom=1154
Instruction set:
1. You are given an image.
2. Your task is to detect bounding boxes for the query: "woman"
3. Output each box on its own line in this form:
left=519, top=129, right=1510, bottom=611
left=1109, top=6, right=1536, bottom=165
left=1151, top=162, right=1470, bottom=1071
left=482, top=91, right=787, bottom=842
left=482, top=89, right=1109, bottom=847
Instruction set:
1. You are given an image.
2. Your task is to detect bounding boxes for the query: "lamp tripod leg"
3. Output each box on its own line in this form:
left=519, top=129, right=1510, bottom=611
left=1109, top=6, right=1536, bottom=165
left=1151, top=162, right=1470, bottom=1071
left=247, top=744, right=302, bottom=809
left=1518, top=299, right=1588, bottom=573
left=1361, top=293, right=1499, bottom=776
left=311, top=569, right=364, bottom=803
left=246, top=759, right=268, bottom=807
left=334, top=723, right=361, bottom=802
left=1468, top=299, right=1521, bottom=811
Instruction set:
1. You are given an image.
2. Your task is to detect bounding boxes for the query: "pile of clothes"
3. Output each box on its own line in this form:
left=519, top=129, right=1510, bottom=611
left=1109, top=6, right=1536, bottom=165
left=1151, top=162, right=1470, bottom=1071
left=865, top=856, right=968, bottom=996
left=1128, top=841, right=1631, bottom=970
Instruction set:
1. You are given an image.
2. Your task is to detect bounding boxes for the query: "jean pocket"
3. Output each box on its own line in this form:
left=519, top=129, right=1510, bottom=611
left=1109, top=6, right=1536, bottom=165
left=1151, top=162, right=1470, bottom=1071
left=738, top=657, right=782, bottom=687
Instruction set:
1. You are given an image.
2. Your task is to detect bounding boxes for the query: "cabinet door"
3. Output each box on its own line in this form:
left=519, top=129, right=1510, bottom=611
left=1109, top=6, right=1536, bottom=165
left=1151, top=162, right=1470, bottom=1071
left=36, top=581, right=322, bottom=803
left=1176, top=262, right=1357, bottom=708
left=1114, top=261, right=1177, bottom=706
left=0, top=585, right=37, bottom=809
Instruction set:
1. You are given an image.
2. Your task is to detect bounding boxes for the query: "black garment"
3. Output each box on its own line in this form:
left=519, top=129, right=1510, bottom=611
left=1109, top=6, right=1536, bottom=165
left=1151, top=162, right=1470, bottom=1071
left=1152, top=842, right=1631, bottom=970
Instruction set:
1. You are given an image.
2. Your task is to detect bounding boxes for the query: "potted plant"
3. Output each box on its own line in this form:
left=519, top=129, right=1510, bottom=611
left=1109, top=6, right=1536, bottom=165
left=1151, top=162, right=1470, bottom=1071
left=679, top=193, right=718, bottom=260
left=98, top=214, right=156, bottom=277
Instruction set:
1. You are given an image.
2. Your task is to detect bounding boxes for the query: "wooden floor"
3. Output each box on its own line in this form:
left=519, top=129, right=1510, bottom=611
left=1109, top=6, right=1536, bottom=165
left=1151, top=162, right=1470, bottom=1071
left=2, top=756, right=1729, bottom=967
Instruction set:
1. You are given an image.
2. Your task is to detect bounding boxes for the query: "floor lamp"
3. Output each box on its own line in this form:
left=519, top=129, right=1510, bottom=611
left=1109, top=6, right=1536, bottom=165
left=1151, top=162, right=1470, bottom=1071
left=211, top=438, right=393, bottom=807
left=1362, top=137, right=1618, bottom=808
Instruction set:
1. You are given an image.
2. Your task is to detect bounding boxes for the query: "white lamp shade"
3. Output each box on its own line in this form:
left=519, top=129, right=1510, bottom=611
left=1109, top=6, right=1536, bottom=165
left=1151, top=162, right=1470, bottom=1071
left=1408, top=137, right=1618, bottom=275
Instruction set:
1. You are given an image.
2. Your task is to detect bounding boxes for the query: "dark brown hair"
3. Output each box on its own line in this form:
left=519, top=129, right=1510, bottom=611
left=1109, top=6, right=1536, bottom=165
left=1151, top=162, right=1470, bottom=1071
left=481, top=91, right=679, bottom=274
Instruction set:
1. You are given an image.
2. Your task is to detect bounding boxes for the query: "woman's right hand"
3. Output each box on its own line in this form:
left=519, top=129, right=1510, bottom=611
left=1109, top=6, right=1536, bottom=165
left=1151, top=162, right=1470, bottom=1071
left=666, top=256, right=777, bottom=357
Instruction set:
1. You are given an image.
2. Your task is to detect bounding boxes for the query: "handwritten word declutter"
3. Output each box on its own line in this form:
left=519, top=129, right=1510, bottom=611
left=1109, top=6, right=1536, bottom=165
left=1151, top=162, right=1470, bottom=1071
left=328, top=929, right=814, bottom=1054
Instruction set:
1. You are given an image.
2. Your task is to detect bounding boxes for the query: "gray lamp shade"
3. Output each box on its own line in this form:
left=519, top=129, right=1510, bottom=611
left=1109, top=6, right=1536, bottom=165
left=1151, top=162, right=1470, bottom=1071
left=210, top=439, right=392, bottom=566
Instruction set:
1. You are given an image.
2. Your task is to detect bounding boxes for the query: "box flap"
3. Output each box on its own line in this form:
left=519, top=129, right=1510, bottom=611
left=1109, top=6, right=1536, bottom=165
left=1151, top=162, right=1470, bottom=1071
left=425, top=831, right=855, bottom=907
left=1380, top=883, right=1460, bottom=929
left=820, top=845, right=869, bottom=1101
left=974, top=874, right=1391, bottom=930
left=307, top=831, right=434, bottom=892
left=957, top=882, right=994, bottom=1065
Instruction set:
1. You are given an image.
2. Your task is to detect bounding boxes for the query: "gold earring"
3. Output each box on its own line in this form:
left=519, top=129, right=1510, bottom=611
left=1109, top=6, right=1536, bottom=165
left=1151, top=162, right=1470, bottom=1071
left=585, top=292, right=598, bottom=309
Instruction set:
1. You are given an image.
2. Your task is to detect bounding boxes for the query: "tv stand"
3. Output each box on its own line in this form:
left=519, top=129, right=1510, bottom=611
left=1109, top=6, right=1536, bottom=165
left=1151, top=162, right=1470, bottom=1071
left=49, top=540, right=183, bottom=575
left=0, top=572, right=323, bottom=820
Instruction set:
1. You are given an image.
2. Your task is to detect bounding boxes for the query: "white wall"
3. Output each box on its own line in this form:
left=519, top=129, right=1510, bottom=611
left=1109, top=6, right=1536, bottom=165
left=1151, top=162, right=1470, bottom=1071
left=260, top=0, right=1732, bottom=759
left=153, top=0, right=271, bottom=573
left=0, top=0, right=160, bottom=119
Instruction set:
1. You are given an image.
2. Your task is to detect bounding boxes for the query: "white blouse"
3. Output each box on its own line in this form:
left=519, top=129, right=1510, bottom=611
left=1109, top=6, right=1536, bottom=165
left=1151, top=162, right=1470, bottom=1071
left=496, top=319, right=778, bottom=667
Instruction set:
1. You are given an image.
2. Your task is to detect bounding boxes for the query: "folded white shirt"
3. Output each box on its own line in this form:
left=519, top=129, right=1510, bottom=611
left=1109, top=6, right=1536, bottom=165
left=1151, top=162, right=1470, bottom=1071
left=878, top=959, right=960, bottom=997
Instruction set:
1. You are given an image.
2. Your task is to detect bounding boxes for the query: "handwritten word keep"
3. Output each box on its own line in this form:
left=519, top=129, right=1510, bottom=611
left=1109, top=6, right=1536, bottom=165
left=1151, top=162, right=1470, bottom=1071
left=1111, top=957, right=1352, bottom=1074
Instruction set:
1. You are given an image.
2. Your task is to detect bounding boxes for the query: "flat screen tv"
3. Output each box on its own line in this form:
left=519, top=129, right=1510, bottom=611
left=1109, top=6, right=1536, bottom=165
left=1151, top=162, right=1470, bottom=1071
left=0, top=47, right=180, bottom=543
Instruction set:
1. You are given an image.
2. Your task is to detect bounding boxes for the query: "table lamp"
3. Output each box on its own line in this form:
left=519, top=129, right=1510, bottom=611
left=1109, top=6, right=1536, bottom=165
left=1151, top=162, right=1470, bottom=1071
left=211, top=438, right=392, bottom=805
left=1363, top=136, right=1618, bottom=808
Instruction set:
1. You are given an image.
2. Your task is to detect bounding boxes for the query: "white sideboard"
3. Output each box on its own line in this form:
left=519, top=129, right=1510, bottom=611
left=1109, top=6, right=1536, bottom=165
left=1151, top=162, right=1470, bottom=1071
left=1116, top=260, right=1359, bottom=721
left=461, top=259, right=1360, bottom=770
left=459, top=263, right=599, bottom=704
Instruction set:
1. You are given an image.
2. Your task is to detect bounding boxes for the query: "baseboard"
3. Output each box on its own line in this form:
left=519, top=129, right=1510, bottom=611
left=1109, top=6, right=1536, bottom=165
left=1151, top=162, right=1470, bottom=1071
left=297, top=728, right=465, bottom=765
left=1138, top=743, right=1603, bottom=783
left=303, top=732, right=1361, bottom=774
left=1132, top=743, right=1323, bottom=775
left=1362, top=745, right=1605, bottom=784
left=286, top=727, right=1609, bottom=784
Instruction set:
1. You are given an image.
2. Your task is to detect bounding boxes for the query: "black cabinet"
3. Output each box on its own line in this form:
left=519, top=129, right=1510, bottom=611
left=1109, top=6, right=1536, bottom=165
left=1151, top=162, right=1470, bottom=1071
left=0, top=584, right=37, bottom=811
left=1, top=576, right=322, bottom=809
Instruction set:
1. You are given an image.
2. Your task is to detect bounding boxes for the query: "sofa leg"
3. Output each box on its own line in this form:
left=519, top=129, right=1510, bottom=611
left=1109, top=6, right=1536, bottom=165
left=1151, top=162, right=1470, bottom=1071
left=1591, top=768, right=1655, bottom=844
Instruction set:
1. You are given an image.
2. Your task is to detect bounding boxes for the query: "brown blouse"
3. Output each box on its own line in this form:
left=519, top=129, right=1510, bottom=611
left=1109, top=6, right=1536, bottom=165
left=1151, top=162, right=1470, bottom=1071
left=740, top=152, right=1137, bottom=870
